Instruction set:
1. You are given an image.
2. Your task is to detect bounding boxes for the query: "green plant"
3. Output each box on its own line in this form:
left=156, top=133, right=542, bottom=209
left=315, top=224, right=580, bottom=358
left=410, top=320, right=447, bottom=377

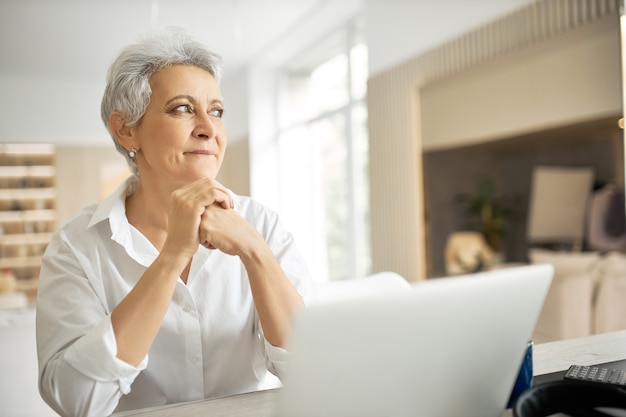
left=458, top=177, right=510, bottom=252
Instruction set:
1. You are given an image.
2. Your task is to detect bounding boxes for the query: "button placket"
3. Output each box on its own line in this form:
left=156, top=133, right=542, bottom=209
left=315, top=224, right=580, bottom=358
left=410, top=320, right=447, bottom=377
left=174, top=285, right=204, bottom=399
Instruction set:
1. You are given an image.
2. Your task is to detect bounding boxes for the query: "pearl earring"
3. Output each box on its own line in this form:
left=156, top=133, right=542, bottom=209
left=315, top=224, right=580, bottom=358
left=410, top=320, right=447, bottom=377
left=129, top=147, right=137, bottom=159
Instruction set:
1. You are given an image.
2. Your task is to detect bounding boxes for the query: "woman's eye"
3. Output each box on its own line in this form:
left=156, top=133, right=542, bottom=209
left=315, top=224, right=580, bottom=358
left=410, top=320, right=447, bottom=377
left=209, top=108, right=224, bottom=118
left=173, top=104, right=192, bottom=113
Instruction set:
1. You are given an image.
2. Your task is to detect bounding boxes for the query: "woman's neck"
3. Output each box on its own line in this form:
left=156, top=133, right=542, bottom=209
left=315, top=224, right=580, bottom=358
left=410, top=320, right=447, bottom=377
left=125, top=183, right=171, bottom=250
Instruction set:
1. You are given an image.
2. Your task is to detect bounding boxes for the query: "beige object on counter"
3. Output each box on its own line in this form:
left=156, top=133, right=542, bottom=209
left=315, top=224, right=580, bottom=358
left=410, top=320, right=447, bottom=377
left=444, top=231, right=494, bottom=275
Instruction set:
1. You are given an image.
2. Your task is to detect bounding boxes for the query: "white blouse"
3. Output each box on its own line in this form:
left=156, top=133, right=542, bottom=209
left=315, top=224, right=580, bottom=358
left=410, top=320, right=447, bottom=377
left=36, top=179, right=313, bottom=417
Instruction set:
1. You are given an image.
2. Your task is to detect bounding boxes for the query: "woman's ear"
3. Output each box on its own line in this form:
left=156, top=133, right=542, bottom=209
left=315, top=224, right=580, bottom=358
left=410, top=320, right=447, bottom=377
left=109, top=111, right=134, bottom=150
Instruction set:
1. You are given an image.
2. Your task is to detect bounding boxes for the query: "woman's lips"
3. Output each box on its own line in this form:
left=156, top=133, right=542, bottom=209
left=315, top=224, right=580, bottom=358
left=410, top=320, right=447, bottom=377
left=186, top=149, right=216, bottom=156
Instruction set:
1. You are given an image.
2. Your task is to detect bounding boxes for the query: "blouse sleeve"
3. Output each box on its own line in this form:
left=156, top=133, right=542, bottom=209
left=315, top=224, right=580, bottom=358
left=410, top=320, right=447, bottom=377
left=36, top=230, right=147, bottom=417
left=256, top=206, right=315, bottom=377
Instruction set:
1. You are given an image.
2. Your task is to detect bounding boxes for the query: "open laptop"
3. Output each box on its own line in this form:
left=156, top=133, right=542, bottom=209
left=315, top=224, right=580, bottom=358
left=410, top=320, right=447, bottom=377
left=272, top=263, right=554, bottom=417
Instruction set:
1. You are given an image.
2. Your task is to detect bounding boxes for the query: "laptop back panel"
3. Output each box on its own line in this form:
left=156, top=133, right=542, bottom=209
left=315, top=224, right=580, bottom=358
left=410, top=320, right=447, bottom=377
left=273, top=264, right=553, bottom=417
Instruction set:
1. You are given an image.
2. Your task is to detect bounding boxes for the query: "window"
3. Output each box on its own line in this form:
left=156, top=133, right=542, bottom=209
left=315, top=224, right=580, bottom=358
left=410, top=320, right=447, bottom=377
left=276, top=17, right=369, bottom=283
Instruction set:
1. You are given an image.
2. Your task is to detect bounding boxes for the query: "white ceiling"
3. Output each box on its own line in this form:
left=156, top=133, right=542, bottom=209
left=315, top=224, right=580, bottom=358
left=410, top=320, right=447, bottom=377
left=0, top=0, right=536, bottom=83
left=0, top=0, right=362, bottom=81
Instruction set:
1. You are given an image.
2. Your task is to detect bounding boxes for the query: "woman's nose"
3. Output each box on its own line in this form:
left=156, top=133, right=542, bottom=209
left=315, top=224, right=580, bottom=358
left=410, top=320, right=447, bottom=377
left=193, top=113, right=216, bottom=139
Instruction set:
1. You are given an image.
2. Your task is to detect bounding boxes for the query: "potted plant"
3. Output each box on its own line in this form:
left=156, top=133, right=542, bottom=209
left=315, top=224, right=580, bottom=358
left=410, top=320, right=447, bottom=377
left=458, top=177, right=511, bottom=256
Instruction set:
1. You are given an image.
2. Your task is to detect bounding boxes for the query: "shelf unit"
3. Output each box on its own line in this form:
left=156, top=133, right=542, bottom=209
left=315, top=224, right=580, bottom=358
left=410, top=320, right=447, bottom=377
left=0, top=144, right=56, bottom=298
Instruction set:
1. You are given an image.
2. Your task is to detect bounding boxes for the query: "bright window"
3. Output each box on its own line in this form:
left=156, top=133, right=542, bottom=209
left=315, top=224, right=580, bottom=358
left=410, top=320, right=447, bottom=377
left=276, top=17, right=369, bottom=283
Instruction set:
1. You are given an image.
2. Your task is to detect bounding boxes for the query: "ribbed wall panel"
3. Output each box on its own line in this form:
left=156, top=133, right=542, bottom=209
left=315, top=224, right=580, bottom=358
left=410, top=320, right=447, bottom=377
left=368, top=71, right=425, bottom=281
left=367, top=0, right=620, bottom=281
left=417, top=0, right=619, bottom=83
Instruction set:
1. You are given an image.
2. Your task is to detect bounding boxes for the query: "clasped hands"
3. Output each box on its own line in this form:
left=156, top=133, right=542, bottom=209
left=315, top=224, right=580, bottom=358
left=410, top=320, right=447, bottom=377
left=163, top=178, right=261, bottom=259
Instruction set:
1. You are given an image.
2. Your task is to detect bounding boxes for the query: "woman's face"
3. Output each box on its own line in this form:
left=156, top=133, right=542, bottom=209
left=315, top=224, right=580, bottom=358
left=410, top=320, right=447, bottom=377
left=131, top=64, right=227, bottom=186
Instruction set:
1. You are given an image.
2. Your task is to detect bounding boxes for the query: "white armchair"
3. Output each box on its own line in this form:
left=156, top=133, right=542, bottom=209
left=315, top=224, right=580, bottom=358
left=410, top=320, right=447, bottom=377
left=529, top=249, right=626, bottom=343
left=528, top=249, right=602, bottom=343
left=594, top=252, right=626, bottom=334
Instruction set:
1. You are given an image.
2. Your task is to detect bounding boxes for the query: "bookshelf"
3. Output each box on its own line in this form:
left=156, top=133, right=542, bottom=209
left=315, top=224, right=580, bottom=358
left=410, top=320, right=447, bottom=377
left=0, top=144, right=56, bottom=299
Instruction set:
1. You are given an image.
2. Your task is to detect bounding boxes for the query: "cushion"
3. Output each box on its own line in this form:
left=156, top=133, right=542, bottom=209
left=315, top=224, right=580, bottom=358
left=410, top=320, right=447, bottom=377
left=594, top=252, right=626, bottom=334
left=528, top=249, right=601, bottom=342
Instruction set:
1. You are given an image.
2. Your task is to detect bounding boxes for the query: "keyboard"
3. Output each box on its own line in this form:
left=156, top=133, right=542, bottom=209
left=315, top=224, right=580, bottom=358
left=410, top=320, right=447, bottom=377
left=565, top=365, right=626, bottom=387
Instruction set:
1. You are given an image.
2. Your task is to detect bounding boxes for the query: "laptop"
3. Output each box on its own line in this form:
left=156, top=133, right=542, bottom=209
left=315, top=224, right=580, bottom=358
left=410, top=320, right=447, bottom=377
left=272, top=263, right=554, bottom=417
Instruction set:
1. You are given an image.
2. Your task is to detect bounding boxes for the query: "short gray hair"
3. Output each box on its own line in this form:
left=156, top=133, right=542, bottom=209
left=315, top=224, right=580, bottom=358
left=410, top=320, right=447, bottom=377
left=101, top=27, right=223, bottom=176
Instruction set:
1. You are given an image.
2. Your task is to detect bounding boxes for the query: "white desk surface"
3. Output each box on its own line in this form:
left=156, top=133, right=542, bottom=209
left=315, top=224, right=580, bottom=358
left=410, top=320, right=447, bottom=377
left=114, top=330, right=626, bottom=417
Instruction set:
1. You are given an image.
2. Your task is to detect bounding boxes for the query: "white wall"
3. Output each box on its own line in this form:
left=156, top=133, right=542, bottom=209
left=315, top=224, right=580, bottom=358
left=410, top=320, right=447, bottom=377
left=0, top=74, right=109, bottom=145
left=420, top=15, right=622, bottom=150
left=221, top=68, right=251, bottom=144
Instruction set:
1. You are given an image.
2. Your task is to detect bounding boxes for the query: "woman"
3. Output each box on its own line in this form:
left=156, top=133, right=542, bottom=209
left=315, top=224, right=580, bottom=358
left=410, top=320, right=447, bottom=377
left=36, top=27, right=313, bottom=417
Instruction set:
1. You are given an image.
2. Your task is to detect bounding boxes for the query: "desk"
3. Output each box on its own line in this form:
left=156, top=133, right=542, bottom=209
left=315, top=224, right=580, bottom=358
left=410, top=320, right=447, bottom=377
left=114, top=330, right=626, bottom=417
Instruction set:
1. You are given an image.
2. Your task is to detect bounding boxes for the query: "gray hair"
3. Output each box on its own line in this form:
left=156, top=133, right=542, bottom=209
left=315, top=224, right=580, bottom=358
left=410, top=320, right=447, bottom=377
left=101, top=27, right=223, bottom=176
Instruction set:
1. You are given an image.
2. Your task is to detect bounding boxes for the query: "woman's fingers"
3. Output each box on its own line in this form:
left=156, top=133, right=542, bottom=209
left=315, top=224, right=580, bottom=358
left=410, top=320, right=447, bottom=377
left=198, top=205, right=257, bottom=256
left=211, top=180, right=234, bottom=209
left=183, top=178, right=233, bottom=209
left=171, top=178, right=233, bottom=212
left=164, top=178, right=234, bottom=255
